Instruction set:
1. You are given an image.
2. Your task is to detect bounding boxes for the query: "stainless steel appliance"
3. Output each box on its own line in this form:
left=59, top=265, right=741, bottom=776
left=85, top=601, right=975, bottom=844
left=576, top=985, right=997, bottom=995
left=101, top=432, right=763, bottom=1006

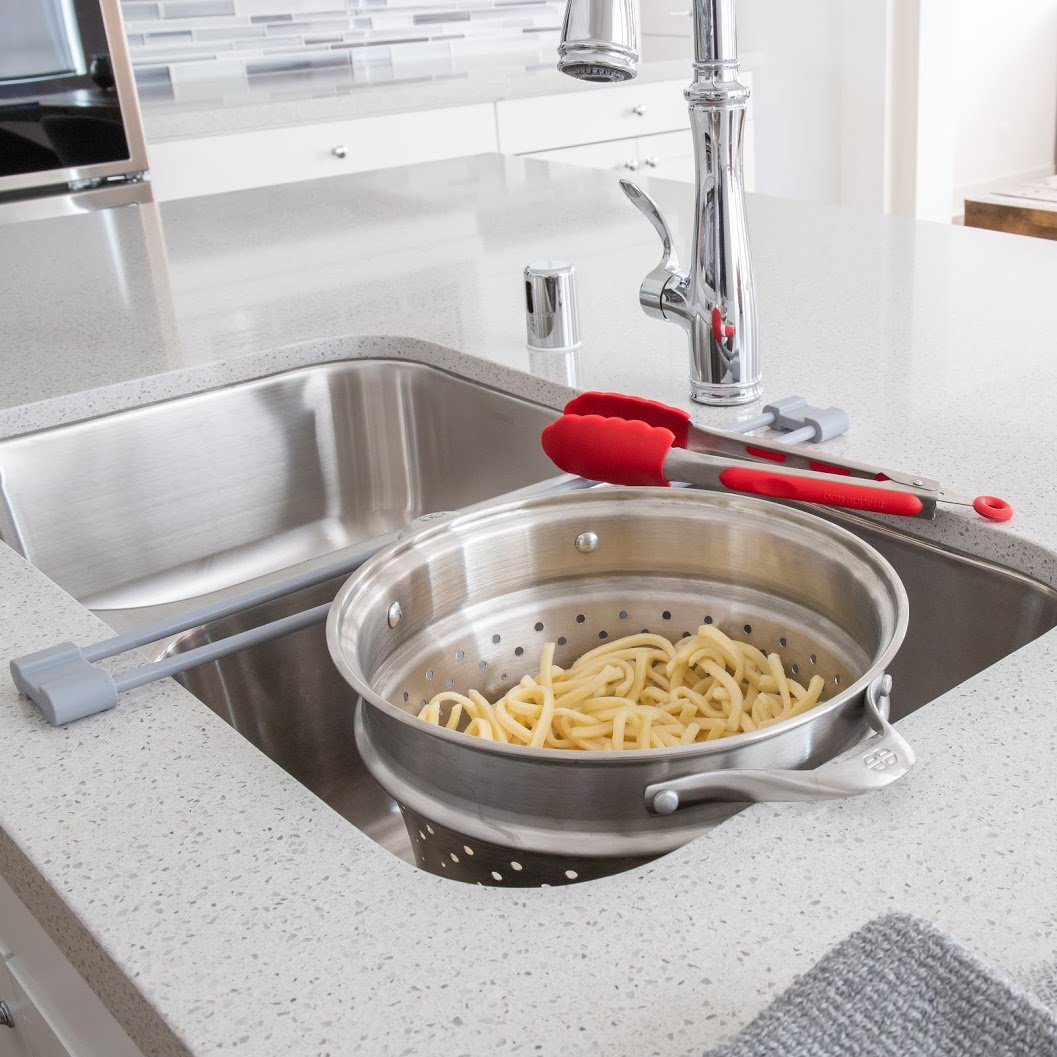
left=0, top=0, right=151, bottom=223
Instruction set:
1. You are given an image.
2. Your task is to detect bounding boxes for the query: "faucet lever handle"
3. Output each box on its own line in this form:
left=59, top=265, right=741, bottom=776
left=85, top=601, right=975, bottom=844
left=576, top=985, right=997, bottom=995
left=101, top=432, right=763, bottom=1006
left=620, top=178, right=678, bottom=271
left=619, top=179, right=683, bottom=320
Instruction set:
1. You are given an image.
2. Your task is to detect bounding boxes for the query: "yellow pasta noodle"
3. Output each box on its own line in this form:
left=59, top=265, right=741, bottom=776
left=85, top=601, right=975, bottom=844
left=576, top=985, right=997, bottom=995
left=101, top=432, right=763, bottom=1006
left=417, top=625, right=826, bottom=750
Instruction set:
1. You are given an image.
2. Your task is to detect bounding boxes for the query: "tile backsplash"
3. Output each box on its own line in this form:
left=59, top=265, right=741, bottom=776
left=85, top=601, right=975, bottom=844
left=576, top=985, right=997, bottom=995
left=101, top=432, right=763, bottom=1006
left=121, top=0, right=565, bottom=101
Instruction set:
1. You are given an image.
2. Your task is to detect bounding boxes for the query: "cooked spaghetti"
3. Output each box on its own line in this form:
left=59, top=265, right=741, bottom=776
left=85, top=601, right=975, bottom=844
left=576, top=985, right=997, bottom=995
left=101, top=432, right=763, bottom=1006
left=417, top=625, right=826, bottom=750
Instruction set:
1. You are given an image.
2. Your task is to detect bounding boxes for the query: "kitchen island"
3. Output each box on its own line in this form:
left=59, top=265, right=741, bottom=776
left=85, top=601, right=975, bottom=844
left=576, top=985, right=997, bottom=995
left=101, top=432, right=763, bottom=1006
left=2, top=155, right=1057, bottom=1056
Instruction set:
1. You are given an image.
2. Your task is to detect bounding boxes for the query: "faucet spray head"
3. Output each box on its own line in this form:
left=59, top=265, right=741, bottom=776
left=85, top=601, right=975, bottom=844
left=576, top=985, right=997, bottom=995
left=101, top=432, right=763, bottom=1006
left=558, top=0, right=639, bottom=82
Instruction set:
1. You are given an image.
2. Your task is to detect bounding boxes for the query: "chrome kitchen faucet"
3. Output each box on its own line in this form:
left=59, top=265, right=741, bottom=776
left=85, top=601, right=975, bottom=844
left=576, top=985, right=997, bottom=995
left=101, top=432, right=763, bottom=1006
left=558, top=0, right=759, bottom=405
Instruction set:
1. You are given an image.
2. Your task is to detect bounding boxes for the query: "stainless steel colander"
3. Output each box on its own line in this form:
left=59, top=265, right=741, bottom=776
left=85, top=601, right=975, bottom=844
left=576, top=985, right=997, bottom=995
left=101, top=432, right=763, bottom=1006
left=327, top=488, right=913, bottom=887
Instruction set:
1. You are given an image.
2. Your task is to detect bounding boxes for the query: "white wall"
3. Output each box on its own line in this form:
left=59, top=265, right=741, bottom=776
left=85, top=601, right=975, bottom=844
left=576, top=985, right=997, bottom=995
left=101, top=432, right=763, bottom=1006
left=952, top=0, right=1057, bottom=208
left=637, top=0, right=1057, bottom=218
left=737, top=0, right=843, bottom=206
left=643, top=0, right=892, bottom=210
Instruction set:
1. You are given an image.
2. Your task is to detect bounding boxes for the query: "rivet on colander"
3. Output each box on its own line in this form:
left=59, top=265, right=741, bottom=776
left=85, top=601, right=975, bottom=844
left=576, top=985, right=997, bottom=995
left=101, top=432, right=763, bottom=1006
left=574, top=531, right=599, bottom=554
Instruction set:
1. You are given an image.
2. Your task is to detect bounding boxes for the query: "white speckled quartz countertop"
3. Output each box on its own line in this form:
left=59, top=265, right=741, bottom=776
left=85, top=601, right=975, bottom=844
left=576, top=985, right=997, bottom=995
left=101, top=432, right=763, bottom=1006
left=2, top=155, right=1057, bottom=1057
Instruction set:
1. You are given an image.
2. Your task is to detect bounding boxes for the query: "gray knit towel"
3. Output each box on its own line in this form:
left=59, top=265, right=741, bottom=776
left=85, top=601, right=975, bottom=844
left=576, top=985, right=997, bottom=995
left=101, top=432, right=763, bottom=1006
left=706, top=914, right=1057, bottom=1057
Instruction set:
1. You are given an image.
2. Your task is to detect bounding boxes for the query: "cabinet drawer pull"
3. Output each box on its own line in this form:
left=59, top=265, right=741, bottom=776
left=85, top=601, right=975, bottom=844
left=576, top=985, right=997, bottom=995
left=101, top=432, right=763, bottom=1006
left=332, top=145, right=349, bottom=159
left=644, top=156, right=659, bottom=168
left=631, top=104, right=647, bottom=116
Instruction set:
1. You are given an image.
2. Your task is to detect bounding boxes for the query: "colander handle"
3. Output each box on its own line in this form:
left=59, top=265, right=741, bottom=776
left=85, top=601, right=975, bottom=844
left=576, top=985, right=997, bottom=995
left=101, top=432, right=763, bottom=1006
left=643, top=674, right=914, bottom=812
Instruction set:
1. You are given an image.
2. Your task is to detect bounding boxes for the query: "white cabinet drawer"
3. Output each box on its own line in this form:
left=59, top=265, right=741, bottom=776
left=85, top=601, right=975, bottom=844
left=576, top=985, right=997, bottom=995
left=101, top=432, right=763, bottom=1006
left=637, top=128, right=694, bottom=182
left=525, top=121, right=754, bottom=191
left=526, top=130, right=694, bottom=181
left=149, top=103, right=498, bottom=201
left=524, top=137, right=641, bottom=174
left=496, top=79, right=689, bottom=154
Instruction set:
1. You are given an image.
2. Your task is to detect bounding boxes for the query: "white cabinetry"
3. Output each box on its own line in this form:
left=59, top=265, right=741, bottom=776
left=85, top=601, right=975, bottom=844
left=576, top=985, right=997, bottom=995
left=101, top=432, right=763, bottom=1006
left=516, top=74, right=755, bottom=189
left=148, top=103, right=498, bottom=200
left=147, top=74, right=754, bottom=200
left=0, top=877, right=143, bottom=1057
left=495, top=79, right=690, bottom=154
left=526, top=129, right=698, bottom=183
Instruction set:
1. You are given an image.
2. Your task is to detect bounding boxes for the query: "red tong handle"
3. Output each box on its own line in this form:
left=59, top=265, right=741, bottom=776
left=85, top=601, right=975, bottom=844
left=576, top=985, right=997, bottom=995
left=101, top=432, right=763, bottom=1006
left=541, top=414, right=674, bottom=486
left=718, top=467, right=924, bottom=517
left=542, top=415, right=925, bottom=515
left=553, top=395, right=1012, bottom=521
left=564, top=391, right=691, bottom=448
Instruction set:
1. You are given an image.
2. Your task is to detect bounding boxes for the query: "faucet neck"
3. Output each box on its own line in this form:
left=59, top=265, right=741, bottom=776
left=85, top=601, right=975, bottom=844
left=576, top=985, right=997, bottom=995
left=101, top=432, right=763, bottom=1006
left=692, top=0, right=739, bottom=78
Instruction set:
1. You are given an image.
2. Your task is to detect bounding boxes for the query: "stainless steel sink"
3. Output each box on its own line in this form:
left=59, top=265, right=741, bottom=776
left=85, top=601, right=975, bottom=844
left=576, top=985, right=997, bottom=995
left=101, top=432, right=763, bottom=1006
left=5, top=359, right=1057, bottom=874
left=160, top=514, right=1057, bottom=865
left=0, top=360, right=560, bottom=612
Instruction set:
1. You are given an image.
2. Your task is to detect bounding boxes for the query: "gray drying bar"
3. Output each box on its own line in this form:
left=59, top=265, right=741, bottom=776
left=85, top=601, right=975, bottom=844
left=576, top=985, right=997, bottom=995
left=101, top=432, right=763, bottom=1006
left=10, top=538, right=390, bottom=727
left=11, top=475, right=591, bottom=726
left=730, top=396, right=850, bottom=445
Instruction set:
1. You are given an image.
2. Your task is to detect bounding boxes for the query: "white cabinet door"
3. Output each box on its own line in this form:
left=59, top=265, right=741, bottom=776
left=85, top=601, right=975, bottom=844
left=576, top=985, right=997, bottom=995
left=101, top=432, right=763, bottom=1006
left=0, top=878, right=144, bottom=1057
left=496, top=79, right=689, bottom=155
left=523, top=138, right=642, bottom=175
left=636, top=128, right=694, bottom=182
left=149, top=103, right=498, bottom=201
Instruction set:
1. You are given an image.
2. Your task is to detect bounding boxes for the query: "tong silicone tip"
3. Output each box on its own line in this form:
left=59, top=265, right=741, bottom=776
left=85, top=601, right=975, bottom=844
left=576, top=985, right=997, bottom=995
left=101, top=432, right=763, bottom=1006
left=973, top=496, right=1014, bottom=522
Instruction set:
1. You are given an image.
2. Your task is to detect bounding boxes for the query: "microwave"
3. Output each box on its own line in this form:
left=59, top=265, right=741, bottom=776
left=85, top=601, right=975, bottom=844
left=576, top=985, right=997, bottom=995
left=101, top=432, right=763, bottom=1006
left=1, top=0, right=152, bottom=223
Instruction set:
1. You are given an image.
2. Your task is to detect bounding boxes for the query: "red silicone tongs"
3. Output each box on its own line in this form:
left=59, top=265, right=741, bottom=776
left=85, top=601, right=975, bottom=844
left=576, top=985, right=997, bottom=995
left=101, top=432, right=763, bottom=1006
left=541, top=391, right=1013, bottom=522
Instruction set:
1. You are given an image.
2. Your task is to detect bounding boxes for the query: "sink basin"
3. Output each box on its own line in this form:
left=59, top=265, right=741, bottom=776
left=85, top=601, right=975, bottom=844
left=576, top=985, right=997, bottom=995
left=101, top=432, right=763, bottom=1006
left=160, top=513, right=1057, bottom=868
left=0, top=360, right=560, bottom=612
left=6, top=359, right=1056, bottom=877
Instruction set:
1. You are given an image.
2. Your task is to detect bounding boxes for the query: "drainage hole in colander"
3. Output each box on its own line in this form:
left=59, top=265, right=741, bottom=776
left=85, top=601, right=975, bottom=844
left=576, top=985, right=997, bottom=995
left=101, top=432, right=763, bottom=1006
left=619, top=609, right=629, bottom=620
left=456, top=649, right=465, bottom=661
left=514, top=646, right=524, bottom=656
left=402, top=691, right=409, bottom=703
left=565, top=869, right=579, bottom=880
left=492, top=633, right=501, bottom=644
left=743, top=623, right=752, bottom=634
left=791, top=664, right=799, bottom=675
left=450, top=853, right=459, bottom=863
left=446, top=677, right=454, bottom=688
left=534, top=621, right=544, bottom=632
left=704, top=615, right=713, bottom=624
left=809, top=653, right=817, bottom=665
left=491, top=871, right=503, bottom=882
left=463, top=845, right=474, bottom=856
left=478, top=660, right=487, bottom=670
left=834, top=673, right=841, bottom=685
left=576, top=613, right=586, bottom=624
left=426, top=824, right=434, bottom=834
left=557, top=636, right=567, bottom=646
left=425, top=668, right=434, bottom=680
left=599, top=631, right=608, bottom=640
left=419, top=698, right=427, bottom=708
left=510, top=861, right=523, bottom=872
left=662, top=610, right=671, bottom=620
left=640, top=628, right=649, bottom=634
left=779, top=636, right=788, bottom=647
